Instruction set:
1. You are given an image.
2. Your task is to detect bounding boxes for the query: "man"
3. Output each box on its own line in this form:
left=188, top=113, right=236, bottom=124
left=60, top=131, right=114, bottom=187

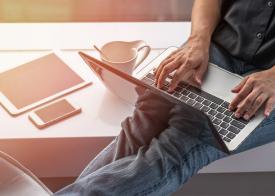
left=55, top=0, right=275, bottom=195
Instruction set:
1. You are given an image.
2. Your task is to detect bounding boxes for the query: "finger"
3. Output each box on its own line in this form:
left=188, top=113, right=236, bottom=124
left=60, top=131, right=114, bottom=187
left=169, top=64, right=194, bottom=91
left=265, top=96, right=275, bottom=117
left=243, top=93, right=268, bottom=120
left=234, top=89, right=261, bottom=118
left=156, top=53, right=185, bottom=87
left=155, top=57, right=174, bottom=79
left=157, top=60, right=181, bottom=88
left=194, top=61, right=208, bottom=85
left=158, top=49, right=182, bottom=67
left=232, top=76, right=249, bottom=93
left=229, top=80, right=254, bottom=111
left=155, top=49, right=184, bottom=78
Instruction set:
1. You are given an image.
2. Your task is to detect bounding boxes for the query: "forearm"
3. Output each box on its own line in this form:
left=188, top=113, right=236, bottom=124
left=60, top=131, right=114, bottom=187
left=190, top=0, right=222, bottom=48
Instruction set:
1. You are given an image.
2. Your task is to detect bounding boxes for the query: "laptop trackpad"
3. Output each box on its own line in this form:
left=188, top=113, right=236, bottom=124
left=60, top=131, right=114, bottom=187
left=201, top=64, right=243, bottom=102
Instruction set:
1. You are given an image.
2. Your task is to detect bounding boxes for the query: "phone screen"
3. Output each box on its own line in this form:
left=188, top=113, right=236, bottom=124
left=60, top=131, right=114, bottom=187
left=35, top=99, right=76, bottom=123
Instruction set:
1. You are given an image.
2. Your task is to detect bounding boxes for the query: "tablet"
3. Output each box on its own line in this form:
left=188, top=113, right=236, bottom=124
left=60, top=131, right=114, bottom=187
left=0, top=53, right=91, bottom=116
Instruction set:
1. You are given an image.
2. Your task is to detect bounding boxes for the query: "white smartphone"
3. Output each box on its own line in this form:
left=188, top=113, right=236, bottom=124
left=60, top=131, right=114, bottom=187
left=28, top=99, right=81, bottom=129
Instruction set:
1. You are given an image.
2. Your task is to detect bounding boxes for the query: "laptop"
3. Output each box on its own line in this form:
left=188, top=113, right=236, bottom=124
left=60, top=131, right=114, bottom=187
left=79, top=47, right=265, bottom=152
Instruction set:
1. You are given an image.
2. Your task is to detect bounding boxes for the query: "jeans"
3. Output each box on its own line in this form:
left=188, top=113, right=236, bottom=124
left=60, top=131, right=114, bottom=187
left=55, top=43, right=275, bottom=196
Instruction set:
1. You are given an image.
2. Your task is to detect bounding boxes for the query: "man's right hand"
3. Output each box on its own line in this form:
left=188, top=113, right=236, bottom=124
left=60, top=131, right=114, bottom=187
left=154, top=35, right=210, bottom=91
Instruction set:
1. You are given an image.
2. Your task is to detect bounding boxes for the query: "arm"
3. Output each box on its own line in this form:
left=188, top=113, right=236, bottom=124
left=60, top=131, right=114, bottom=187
left=155, top=0, right=222, bottom=90
left=190, top=0, right=221, bottom=48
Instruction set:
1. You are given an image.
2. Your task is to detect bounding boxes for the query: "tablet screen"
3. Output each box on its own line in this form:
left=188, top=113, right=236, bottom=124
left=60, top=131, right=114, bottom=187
left=0, top=53, right=84, bottom=109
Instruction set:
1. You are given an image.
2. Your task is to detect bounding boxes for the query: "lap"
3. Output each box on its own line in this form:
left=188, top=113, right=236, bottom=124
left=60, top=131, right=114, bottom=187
left=76, top=89, right=225, bottom=181
left=56, top=126, right=225, bottom=196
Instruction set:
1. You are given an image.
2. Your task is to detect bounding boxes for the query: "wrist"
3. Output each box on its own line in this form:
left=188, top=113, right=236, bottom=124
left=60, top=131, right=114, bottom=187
left=187, top=34, right=211, bottom=52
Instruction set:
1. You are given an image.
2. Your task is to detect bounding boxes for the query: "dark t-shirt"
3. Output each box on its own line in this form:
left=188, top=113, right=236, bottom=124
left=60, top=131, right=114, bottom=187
left=212, top=0, right=275, bottom=69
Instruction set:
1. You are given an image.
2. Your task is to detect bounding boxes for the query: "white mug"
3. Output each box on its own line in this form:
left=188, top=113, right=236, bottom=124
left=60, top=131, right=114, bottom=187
left=99, top=40, right=151, bottom=75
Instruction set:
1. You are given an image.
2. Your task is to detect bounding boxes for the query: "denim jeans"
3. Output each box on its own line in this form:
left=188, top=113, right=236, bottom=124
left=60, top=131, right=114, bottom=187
left=55, top=43, right=275, bottom=196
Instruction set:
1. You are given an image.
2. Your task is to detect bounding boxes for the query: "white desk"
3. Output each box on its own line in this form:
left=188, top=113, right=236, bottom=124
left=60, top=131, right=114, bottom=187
left=0, top=22, right=275, bottom=178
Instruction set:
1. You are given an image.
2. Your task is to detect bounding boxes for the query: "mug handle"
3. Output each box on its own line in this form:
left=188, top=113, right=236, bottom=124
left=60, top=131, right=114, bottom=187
left=131, top=40, right=151, bottom=69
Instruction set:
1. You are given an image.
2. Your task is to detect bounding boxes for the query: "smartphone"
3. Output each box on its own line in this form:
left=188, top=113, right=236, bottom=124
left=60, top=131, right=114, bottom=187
left=29, top=99, right=81, bottom=129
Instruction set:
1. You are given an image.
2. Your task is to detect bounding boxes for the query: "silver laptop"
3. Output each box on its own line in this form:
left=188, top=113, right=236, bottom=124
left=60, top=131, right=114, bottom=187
left=79, top=47, right=265, bottom=152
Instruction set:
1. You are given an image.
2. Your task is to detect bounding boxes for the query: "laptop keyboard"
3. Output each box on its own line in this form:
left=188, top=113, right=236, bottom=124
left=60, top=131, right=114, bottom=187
left=142, top=72, right=249, bottom=143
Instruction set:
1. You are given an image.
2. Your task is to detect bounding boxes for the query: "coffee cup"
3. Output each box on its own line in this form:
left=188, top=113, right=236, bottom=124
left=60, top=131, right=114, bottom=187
left=99, top=40, right=151, bottom=75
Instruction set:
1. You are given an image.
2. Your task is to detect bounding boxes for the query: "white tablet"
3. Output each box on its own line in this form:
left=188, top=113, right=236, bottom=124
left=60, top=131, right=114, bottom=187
left=0, top=53, right=91, bottom=116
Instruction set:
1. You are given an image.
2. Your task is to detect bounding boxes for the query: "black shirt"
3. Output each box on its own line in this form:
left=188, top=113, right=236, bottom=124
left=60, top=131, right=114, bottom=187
left=212, top=0, right=275, bottom=69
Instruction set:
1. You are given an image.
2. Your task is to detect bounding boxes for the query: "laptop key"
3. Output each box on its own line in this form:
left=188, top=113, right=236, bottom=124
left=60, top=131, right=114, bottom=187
left=163, top=86, right=174, bottom=94
left=221, top=101, right=230, bottom=109
left=231, top=120, right=245, bottom=129
left=142, top=77, right=154, bottom=85
left=180, top=95, right=189, bottom=102
left=210, top=103, right=218, bottom=109
left=188, top=93, right=197, bottom=99
left=223, top=137, right=231, bottom=143
left=178, top=81, right=188, bottom=88
left=214, top=125, right=221, bottom=131
left=217, top=107, right=226, bottom=113
left=220, top=122, right=229, bottom=129
left=187, top=86, right=224, bottom=105
left=173, top=92, right=181, bottom=98
left=187, top=99, right=195, bottom=106
left=194, top=102, right=203, bottom=110
left=232, top=115, right=249, bottom=125
left=146, top=73, right=155, bottom=80
left=209, top=116, right=215, bottom=121
left=219, top=129, right=228, bottom=136
left=196, top=96, right=204, bottom=103
left=202, top=100, right=211, bottom=106
left=206, top=113, right=214, bottom=119
left=181, top=89, right=190, bottom=96
left=213, top=118, right=222, bottom=125
left=175, top=86, right=182, bottom=92
left=223, top=116, right=232, bottom=123
left=201, top=106, right=210, bottom=113
left=209, top=109, right=217, bottom=116
left=224, top=110, right=233, bottom=116
left=209, top=96, right=224, bottom=105
left=216, top=113, right=225, bottom=119
left=226, top=132, right=236, bottom=139
left=228, top=126, right=240, bottom=134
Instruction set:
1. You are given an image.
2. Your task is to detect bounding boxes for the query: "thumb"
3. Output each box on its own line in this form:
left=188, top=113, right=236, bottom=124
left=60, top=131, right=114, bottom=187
left=195, top=63, right=208, bottom=85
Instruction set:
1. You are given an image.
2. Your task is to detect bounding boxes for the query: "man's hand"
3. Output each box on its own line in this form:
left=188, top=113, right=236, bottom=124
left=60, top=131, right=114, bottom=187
left=154, top=36, right=210, bottom=91
left=229, top=66, right=275, bottom=119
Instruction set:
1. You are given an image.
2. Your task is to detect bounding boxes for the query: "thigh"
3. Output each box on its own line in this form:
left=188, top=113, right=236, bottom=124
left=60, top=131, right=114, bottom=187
left=77, top=89, right=175, bottom=178
left=55, top=126, right=226, bottom=196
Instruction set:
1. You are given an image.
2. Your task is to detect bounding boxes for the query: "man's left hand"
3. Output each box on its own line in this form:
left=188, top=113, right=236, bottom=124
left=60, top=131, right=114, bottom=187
left=229, top=66, right=275, bottom=120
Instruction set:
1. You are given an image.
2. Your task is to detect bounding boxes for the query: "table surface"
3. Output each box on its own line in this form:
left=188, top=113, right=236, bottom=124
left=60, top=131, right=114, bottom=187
left=0, top=22, right=190, bottom=139
left=1, top=22, right=275, bottom=178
